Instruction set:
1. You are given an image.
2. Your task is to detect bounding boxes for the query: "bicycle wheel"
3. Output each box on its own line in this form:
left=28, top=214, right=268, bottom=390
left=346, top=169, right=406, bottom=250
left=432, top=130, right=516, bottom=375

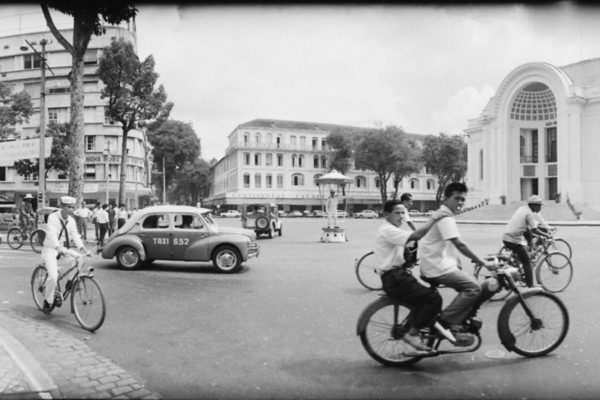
left=474, top=263, right=510, bottom=301
left=31, top=265, right=53, bottom=313
left=71, top=276, right=106, bottom=332
left=548, top=238, right=572, bottom=259
left=355, top=251, right=382, bottom=290
left=535, top=252, right=573, bottom=293
left=30, top=229, right=45, bottom=253
left=357, top=297, right=424, bottom=366
left=7, top=227, right=24, bottom=249
left=497, top=291, right=569, bottom=357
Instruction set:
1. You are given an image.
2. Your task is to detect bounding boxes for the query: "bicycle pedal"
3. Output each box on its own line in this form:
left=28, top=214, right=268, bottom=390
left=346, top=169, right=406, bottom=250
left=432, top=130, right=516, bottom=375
left=54, top=292, right=63, bottom=307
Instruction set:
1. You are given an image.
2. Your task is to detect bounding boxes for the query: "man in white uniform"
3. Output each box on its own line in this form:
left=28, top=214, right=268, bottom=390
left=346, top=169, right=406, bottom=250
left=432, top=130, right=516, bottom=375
left=400, top=193, right=416, bottom=231
left=419, top=182, right=495, bottom=332
left=325, top=189, right=339, bottom=228
left=41, top=196, right=89, bottom=312
left=502, top=195, right=551, bottom=287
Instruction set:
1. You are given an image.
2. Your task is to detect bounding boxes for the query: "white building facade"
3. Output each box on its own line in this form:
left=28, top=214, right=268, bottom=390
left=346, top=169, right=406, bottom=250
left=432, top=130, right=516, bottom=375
left=204, top=119, right=438, bottom=213
left=0, top=20, right=152, bottom=209
left=465, top=59, right=600, bottom=212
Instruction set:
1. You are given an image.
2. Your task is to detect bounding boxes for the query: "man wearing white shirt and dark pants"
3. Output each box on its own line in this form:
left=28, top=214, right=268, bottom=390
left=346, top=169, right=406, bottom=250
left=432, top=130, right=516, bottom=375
left=74, top=201, right=91, bottom=241
left=96, top=204, right=110, bottom=247
left=41, top=196, right=89, bottom=313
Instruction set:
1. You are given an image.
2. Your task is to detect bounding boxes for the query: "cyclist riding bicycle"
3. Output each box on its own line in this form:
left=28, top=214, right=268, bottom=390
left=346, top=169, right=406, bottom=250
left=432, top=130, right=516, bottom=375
left=502, top=195, right=551, bottom=287
left=41, top=196, right=90, bottom=313
left=19, top=193, right=37, bottom=232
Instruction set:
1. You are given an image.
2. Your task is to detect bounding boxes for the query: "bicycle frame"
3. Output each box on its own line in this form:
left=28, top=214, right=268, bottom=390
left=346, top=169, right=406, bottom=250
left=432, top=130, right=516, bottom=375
left=54, top=255, right=96, bottom=313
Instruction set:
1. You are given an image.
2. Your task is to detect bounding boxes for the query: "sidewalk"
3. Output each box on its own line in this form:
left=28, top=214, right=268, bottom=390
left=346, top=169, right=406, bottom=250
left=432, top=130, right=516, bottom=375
left=0, top=308, right=160, bottom=399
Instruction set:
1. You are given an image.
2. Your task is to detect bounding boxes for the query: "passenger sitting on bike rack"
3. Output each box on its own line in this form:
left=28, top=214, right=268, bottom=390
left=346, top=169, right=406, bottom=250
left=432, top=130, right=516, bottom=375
left=419, top=183, right=496, bottom=335
left=41, top=196, right=90, bottom=313
left=502, top=195, right=552, bottom=287
left=374, top=199, right=453, bottom=353
left=19, top=193, right=36, bottom=232
left=524, top=208, right=553, bottom=251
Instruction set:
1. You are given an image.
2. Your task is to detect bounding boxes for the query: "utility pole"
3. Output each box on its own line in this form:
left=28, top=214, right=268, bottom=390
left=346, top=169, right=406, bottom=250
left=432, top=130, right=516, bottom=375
left=104, top=142, right=111, bottom=203
left=162, top=157, right=166, bottom=204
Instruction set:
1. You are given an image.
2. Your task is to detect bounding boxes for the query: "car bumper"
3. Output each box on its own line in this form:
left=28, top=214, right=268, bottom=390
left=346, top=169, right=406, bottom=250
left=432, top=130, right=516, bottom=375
left=248, top=242, right=260, bottom=259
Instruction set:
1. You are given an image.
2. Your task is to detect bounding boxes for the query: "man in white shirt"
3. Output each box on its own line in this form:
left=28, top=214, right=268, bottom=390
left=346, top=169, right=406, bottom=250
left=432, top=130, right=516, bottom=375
left=41, top=196, right=89, bottom=312
left=74, top=201, right=92, bottom=241
left=374, top=200, right=449, bottom=353
left=502, top=195, right=551, bottom=287
left=96, top=204, right=110, bottom=246
left=400, top=193, right=416, bottom=231
left=419, top=182, right=495, bottom=332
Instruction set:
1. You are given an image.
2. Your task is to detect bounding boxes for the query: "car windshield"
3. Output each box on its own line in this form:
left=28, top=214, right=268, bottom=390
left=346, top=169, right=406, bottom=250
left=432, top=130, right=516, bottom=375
left=201, top=212, right=216, bottom=226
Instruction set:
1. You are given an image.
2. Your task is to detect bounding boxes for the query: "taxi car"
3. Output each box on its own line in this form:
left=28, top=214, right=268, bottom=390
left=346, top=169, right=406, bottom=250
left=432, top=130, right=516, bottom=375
left=241, top=203, right=283, bottom=238
left=101, top=205, right=259, bottom=273
left=353, top=209, right=378, bottom=219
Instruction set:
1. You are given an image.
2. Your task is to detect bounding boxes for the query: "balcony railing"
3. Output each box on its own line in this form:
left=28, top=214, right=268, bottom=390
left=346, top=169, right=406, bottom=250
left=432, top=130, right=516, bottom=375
left=520, top=155, right=538, bottom=163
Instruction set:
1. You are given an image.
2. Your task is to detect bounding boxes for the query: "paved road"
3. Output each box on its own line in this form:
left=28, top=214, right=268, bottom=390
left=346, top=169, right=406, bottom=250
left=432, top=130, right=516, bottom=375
left=0, top=219, right=597, bottom=399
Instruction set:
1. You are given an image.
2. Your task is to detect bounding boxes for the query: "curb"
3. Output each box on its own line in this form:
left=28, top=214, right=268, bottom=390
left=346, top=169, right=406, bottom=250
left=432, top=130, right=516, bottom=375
left=0, top=324, right=57, bottom=399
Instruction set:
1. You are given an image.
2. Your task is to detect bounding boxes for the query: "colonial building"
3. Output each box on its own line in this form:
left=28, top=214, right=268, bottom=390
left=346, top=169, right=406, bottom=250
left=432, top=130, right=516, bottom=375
left=0, top=19, right=151, bottom=210
left=204, top=119, right=438, bottom=213
left=465, top=59, right=600, bottom=212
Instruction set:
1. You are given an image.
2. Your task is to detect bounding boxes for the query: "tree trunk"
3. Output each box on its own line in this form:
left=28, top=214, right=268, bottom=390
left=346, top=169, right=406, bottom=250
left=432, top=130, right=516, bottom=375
left=67, top=17, right=92, bottom=202
left=118, top=127, right=130, bottom=206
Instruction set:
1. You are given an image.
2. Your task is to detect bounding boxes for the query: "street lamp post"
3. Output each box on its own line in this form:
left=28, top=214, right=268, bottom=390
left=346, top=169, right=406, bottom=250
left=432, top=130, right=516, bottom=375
left=104, top=142, right=111, bottom=203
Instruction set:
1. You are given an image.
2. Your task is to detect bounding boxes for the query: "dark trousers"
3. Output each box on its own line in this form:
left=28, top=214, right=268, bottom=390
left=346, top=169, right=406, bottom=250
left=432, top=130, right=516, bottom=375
left=381, top=268, right=442, bottom=329
left=117, top=218, right=126, bottom=229
left=98, top=223, right=108, bottom=247
left=93, top=219, right=99, bottom=240
left=503, top=240, right=533, bottom=287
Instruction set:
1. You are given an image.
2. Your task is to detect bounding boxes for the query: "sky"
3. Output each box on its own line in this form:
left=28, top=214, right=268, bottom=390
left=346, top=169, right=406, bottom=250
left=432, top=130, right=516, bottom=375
left=3, top=3, right=600, bottom=160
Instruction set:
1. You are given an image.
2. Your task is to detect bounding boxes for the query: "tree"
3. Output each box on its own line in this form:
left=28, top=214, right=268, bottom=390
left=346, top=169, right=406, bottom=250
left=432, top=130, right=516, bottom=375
left=147, top=120, right=200, bottom=203
left=326, top=128, right=355, bottom=176
left=13, top=122, right=71, bottom=179
left=354, top=126, right=411, bottom=205
left=421, top=133, right=468, bottom=203
left=0, top=82, right=32, bottom=139
left=41, top=0, right=137, bottom=202
left=172, top=159, right=211, bottom=206
left=390, top=138, right=422, bottom=200
left=98, top=37, right=173, bottom=205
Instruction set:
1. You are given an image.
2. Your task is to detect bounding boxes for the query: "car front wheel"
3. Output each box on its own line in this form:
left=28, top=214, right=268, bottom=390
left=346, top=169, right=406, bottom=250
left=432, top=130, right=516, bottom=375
left=212, top=245, right=242, bottom=273
left=116, top=246, right=142, bottom=270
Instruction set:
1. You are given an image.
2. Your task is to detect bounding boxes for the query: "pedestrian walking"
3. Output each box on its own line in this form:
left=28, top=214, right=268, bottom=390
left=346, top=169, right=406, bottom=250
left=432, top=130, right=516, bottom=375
left=117, top=203, right=128, bottom=229
left=108, top=203, right=116, bottom=236
left=97, top=204, right=110, bottom=247
left=73, top=201, right=92, bottom=241
left=91, top=202, right=101, bottom=241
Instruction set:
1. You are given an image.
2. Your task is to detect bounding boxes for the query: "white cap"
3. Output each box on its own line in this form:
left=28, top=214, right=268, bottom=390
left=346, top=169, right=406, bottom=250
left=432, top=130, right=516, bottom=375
left=527, top=195, right=543, bottom=205
left=24, top=193, right=33, bottom=199
left=60, top=196, right=77, bottom=205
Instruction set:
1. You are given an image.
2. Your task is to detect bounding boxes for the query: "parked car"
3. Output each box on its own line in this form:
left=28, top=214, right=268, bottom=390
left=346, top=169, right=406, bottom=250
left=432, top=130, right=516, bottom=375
left=312, top=210, right=327, bottom=218
left=220, top=209, right=241, bottom=218
left=277, top=210, right=288, bottom=218
left=287, top=210, right=303, bottom=218
left=353, top=209, right=378, bottom=219
left=337, top=210, right=348, bottom=218
left=101, top=205, right=259, bottom=273
left=241, top=203, right=283, bottom=238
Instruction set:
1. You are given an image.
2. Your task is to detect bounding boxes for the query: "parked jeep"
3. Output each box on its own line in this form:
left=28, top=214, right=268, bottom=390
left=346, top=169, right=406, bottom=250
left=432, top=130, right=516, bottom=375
left=241, top=203, right=283, bottom=238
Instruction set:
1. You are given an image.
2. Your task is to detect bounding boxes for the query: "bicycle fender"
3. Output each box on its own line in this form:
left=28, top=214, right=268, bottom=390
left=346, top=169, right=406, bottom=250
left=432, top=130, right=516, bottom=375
left=356, top=296, right=408, bottom=335
left=497, top=288, right=549, bottom=351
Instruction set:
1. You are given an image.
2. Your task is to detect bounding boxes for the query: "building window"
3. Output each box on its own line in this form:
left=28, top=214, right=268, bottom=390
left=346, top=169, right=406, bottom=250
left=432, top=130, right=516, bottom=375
left=244, top=153, right=250, bottom=165
left=410, top=179, right=419, bottom=189
left=255, top=133, right=261, bottom=147
left=426, top=180, right=435, bottom=190
left=104, top=109, right=116, bottom=125
left=84, top=164, right=96, bottom=179
left=312, top=137, right=318, bottom=150
left=0, top=167, right=5, bottom=181
left=321, top=156, right=327, bottom=169
left=300, top=136, right=306, bottom=148
left=266, top=153, right=272, bottom=166
left=291, top=154, right=297, bottom=167
left=58, top=172, right=67, bottom=180
left=314, top=174, right=323, bottom=186
left=49, top=86, right=70, bottom=94
left=277, top=154, right=283, bottom=166
left=266, top=174, right=272, bottom=188
left=277, top=135, right=282, bottom=149
left=254, top=153, right=261, bottom=166
left=243, top=173, right=250, bottom=188
left=84, top=49, right=98, bottom=65
left=321, top=139, right=327, bottom=150
left=546, top=127, right=557, bottom=163
left=24, top=53, right=41, bottom=69
left=85, top=136, right=95, bottom=151
left=356, top=176, right=366, bottom=188
left=314, top=155, right=319, bottom=168
left=255, top=173, right=261, bottom=188
left=298, top=155, right=304, bottom=168
left=292, top=173, right=304, bottom=186
left=375, top=177, right=380, bottom=188
left=277, top=174, right=283, bottom=188
left=244, top=132, right=249, bottom=146
left=266, top=133, right=272, bottom=146
left=290, top=136, right=296, bottom=148
left=48, top=108, right=58, bottom=124
left=479, top=149, right=484, bottom=180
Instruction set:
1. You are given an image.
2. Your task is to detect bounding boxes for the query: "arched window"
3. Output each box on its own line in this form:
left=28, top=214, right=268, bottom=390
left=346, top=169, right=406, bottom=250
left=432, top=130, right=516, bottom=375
left=426, top=179, right=435, bottom=190
left=254, top=153, right=261, bottom=166
left=314, top=173, right=323, bottom=186
left=276, top=135, right=283, bottom=149
left=292, top=173, right=304, bottom=186
left=267, top=133, right=273, bottom=146
left=291, top=154, right=297, bottom=167
left=314, top=155, right=319, bottom=168
left=243, top=152, right=250, bottom=165
left=255, top=132, right=261, bottom=147
left=355, top=175, right=366, bottom=188
left=299, top=155, right=304, bottom=168
left=410, top=179, right=419, bottom=189
left=321, top=156, right=327, bottom=169
left=243, top=132, right=249, bottom=146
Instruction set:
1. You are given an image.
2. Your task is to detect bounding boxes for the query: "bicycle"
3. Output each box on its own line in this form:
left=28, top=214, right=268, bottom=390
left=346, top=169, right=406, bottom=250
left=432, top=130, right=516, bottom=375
left=6, top=218, right=37, bottom=250
left=355, top=251, right=381, bottom=290
left=480, top=234, right=573, bottom=297
left=357, top=256, right=569, bottom=366
left=30, top=249, right=106, bottom=332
